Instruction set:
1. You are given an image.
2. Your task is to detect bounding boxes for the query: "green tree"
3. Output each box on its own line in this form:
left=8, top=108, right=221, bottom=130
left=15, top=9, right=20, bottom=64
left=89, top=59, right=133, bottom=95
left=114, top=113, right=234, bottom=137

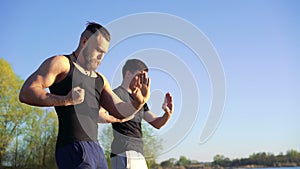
left=177, top=156, right=191, bottom=166
left=213, top=154, right=225, bottom=166
left=286, top=149, right=300, bottom=164
left=142, top=122, right=162, bottom=167
left=99, top=124, right=113, bottom=169
left=0, top=58, right=58, bottom=168
left=160, top=158, right=176, bottom=168
left=21, top=109, right=58, bottom=168
left=0, top=58, right=33, bottom=166
left=213, top=154, right=230, bottom=167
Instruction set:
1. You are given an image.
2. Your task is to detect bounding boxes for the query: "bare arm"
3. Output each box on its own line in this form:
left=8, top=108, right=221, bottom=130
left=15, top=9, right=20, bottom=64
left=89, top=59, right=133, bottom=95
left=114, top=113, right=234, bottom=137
left=19, top=56, right=84, bottom=107
left=144, top=92, right=174, bottom=129
left=99, top=74, right=151, bottom=119
left=98, top=106, right=134, bottom=123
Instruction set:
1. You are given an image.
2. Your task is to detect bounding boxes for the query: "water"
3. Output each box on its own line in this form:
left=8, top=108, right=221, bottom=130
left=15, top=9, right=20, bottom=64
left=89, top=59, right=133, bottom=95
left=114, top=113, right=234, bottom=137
left=252, top=167, right=300, bottom=169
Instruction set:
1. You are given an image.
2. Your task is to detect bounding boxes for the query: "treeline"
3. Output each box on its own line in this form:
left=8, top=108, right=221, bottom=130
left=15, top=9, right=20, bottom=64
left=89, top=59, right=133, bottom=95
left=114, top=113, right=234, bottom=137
left=212, top=150, right=300, bottom=168
left=156, top=156, right=196, bottom=168
left=156, top=150, right=300, bottom=169
left=155, top=150, right=300, bottom=169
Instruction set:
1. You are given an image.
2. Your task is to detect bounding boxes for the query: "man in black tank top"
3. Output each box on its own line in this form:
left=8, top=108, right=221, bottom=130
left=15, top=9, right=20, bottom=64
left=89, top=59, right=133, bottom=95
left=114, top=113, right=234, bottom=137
left=105, top=59, right=174, bottom=169
left=19, top=22, right=151, bottom=169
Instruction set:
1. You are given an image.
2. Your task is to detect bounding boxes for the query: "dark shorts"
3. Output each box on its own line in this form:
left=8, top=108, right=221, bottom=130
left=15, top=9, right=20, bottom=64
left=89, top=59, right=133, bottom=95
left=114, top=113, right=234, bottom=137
left=55, top=141, right=108, bottom=169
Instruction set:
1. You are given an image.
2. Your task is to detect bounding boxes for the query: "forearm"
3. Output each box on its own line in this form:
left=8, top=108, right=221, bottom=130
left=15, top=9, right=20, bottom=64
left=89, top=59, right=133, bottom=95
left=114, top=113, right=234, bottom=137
left=150, top=112, right=171, bottom=129
left=114, top=100, right=143, bottom=118
left=98, top=113, right=121, bottom=123
left=19, top=86, right=68, bottom=107
left=99, top=80, right=146, bottom=119
left=104, top=117, right=121, bottom=123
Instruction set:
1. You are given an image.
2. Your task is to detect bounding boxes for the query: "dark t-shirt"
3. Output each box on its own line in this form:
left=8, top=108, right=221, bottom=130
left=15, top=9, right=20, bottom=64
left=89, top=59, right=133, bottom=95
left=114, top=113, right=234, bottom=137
left=49, top=55, right=104, bottom=148
left=110, top=86, right=149, bottom=155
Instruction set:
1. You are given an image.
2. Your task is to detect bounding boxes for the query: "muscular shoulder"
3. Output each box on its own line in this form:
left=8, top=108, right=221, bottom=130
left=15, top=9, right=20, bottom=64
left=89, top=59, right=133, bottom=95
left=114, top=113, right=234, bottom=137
left=46, top=55, right=69, bottom=69
left=96, top=72, right=109, bottom=87
left=45, top=55, right=69, bottom=71
left=39, top=55, right=70, bottom=83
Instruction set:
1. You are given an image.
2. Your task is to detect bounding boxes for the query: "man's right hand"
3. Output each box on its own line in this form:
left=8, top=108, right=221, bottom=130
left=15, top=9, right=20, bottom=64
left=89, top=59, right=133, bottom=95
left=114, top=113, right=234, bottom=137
left=65, top=86, right=85, bottom=106
left=131, top=74, right=151, bottom=109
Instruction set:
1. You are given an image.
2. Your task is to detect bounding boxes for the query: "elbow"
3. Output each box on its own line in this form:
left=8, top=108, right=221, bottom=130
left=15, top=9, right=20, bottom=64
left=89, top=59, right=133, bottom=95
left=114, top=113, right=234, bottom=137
left=19, top=91, right=26, bottom=103
left=19, top=88, right=30, bottom=104
left=19, top=95, right=29, bottom=105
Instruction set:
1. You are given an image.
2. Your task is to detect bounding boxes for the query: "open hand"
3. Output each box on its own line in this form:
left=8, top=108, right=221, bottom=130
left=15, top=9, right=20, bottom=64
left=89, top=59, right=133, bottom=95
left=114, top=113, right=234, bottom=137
left=131, top=73, right=151, bottom=108
left=162, top=92, right=173, bottom=115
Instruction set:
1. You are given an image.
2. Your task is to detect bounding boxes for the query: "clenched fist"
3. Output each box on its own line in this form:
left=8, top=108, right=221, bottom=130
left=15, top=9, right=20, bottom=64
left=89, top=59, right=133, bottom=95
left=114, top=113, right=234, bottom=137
left=65, top=86, right=85, bottom=106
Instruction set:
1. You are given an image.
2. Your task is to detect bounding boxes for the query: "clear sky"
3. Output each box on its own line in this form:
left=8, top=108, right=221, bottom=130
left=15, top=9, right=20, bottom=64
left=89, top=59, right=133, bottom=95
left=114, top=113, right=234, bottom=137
left=1, top=0, right=299, bottom=163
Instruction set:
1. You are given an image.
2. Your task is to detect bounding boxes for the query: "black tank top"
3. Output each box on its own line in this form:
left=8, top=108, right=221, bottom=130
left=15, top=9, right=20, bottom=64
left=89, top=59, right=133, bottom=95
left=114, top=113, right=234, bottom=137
left=49, top=55, right=104, bottom=147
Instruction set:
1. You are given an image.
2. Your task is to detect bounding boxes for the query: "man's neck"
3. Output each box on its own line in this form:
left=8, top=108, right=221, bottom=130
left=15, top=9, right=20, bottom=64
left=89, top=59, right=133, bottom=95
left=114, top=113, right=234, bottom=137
left=71, top=52, right=96, bottom=77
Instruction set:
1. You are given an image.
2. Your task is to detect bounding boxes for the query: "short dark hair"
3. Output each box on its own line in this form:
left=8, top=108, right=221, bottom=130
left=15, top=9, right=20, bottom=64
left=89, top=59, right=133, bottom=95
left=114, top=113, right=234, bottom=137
left=122, top=59, right=148, bottom=78
left=81, top=22, right=111, bottom=41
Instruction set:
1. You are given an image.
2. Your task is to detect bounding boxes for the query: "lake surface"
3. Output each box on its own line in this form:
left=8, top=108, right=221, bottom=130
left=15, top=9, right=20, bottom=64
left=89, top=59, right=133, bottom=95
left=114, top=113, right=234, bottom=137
left=252, top=167, right=300, bottom=169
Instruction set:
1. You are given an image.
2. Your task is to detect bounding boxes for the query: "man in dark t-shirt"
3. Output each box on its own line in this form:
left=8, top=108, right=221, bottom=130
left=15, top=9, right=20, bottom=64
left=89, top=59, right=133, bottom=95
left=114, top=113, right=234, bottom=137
left=106, top=59, right=174, bottom=169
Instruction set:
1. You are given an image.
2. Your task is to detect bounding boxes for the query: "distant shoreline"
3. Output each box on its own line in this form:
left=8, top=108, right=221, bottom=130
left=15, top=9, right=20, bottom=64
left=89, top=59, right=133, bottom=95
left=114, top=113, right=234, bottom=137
left=158, top=166, right=300, bottom=169
left=164, top=163, right=300, bottom=169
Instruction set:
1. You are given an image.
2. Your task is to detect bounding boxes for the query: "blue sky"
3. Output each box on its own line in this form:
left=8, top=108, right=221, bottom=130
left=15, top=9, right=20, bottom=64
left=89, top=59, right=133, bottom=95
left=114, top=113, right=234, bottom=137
left=1, top=0, right=299, bottom=162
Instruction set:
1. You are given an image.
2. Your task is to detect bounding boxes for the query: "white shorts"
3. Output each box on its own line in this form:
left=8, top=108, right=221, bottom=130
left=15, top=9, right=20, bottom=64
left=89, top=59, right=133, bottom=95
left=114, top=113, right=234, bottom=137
left=111, top=150, right=148, bottom=169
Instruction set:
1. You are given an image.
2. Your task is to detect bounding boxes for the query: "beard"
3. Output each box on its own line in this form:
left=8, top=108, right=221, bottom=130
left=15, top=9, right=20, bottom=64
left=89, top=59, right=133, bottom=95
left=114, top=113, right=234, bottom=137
left=82, top=47, right=100, bottom=71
